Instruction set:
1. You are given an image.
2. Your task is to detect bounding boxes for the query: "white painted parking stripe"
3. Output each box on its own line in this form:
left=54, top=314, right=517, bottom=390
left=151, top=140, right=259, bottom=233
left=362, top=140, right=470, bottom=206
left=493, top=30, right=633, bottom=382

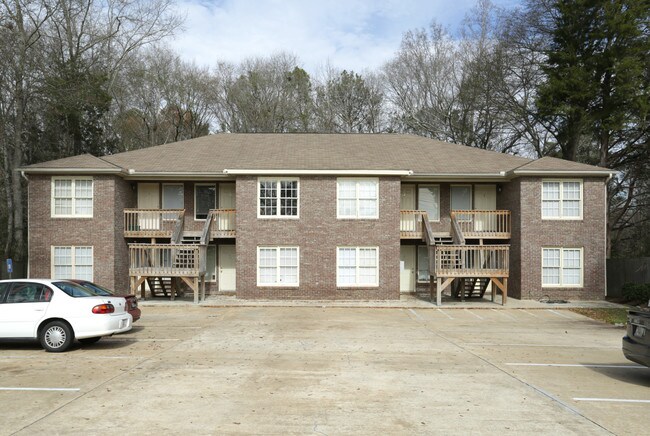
left=520, top=310, right=540, bottom=318
left=506, top=363, right=645, bottom=369
left=465, top=309, right=484, bottom=320
left=574, top=398, right=650, bottom=404
left=0, top=387, right=80, bottom=392
left=0, top=355, right=135, bottom=360
left=408, top=309, right=423, bottom=320
left=437, top=308, right=454, bottom=320
left=465, top=343, right=619, bottom=349
left=491, top=309, right=516, bottom=320
left=547, top=309, right=573, bottom=319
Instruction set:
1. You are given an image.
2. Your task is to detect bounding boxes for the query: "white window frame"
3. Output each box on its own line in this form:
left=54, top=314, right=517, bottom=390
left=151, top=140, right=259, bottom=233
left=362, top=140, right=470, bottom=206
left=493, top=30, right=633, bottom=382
left=337, top=178, right=379, bottom=219
left=417, top=184, right=440, bottom=222
left=51, top=177, right=93, bottom=218
left=336, top=246, right=379, bottom=287
left=50, top=246, right=94, bottom=281
left=256, top=246, right=300, bottom=287
left=257, top=178, right=300, bottom=219
left=194, top=183, right=216, bottom=221
left=541, top=179, right=583, bottom=220
left=541, top=247, right=583, bottom=288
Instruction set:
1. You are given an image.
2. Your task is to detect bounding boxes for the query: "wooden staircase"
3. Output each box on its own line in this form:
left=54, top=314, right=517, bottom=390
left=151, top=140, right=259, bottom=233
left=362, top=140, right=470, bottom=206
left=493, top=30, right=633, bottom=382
left=452, top=277, right=490, bottom=300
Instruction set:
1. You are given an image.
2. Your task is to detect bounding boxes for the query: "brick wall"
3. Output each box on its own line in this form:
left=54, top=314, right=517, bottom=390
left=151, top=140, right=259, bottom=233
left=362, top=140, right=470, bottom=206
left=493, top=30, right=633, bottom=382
left=497, top=179, right=522, bottom=299
left=236, top=176, right=401, bottom=300
left=518, top=177, right=607, bottom=300
left=28, top=174, right=133, bottom=292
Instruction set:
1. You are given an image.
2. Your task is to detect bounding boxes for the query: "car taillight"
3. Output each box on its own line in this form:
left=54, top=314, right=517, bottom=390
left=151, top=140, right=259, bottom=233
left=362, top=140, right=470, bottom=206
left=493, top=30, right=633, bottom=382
left=92, top=304, right=115, bottom=314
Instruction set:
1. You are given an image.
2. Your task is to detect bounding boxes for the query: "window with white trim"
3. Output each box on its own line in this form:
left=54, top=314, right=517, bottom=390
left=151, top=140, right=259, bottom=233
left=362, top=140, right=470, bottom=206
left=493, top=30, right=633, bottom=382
left=542, top=180, right=582, bottom=219
left=257, top=247, right=299, bottom=286
left=542, top=247, right=582, bottom=287
left=337, top=247, right=379, bottom=287
left=162, top=183, right=184, bottom=220
left=418, top=185, right=440, bottom=221
left=337, top=178, right=378, bottom=219
left=258, top=179, right=299, bottom=218
left=51, top=177, right=93, bottom=217
left=52, top=246, right=93, bottom=281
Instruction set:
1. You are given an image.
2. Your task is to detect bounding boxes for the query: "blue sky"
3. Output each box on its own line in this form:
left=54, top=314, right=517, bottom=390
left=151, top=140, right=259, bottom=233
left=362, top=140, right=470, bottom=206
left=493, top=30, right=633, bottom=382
left=169, top=0, right=522, bottom=74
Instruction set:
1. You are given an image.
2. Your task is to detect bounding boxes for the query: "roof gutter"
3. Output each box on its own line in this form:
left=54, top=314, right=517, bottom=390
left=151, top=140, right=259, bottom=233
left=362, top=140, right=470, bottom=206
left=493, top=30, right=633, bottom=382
left=17, top=167, right=125, bottom=175
left=123, top=170, right=231, bottom=180
left=513, top=169, right=615, bottom=177
left=223, top=169, right=413, bottom=176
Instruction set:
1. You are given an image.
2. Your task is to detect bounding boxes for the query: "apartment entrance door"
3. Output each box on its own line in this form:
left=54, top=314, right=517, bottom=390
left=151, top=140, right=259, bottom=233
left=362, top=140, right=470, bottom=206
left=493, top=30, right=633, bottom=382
left=218, top=245, right=236, bottom=292
left=400, top=245, right=416, bottom=293
left=137, top=183, right=159, bottom=230
left=474, top=185, right=497, bottom=231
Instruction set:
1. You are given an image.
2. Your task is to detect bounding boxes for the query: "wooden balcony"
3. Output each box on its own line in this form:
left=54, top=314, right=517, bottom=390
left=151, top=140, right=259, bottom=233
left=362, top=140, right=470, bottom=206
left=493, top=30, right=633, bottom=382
left=128, top=244, right=205, bottom=277
left=400, top=210, right=429, bottom=238
left=124, top=209, right=184, bottom=238
left=450, top=210, right=511, bottom=239
left=435, top=245, right=510, bottom=278
left=209, top=209, right=236, bottom=238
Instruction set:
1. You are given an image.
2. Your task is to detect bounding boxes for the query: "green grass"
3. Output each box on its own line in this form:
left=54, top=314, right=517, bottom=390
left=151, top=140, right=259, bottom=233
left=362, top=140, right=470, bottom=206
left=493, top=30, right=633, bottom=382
left=570, top=308, right=629, bottom=325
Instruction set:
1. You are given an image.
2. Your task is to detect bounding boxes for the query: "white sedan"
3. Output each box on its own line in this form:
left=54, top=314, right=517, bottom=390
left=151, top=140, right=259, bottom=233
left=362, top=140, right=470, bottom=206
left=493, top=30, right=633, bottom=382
left=0, top=279, right=133, bottom=352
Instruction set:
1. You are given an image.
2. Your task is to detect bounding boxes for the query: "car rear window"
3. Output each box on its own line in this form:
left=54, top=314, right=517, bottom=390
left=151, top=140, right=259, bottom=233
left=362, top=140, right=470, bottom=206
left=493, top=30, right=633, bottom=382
left=54, top=281, right=100, bottom=297
left=78, top=282, right=113, bottom=296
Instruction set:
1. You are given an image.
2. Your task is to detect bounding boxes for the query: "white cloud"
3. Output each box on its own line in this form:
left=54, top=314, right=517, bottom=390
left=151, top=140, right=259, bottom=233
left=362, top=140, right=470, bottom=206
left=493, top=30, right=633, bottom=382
left=168, top=0, right=517, bottom=74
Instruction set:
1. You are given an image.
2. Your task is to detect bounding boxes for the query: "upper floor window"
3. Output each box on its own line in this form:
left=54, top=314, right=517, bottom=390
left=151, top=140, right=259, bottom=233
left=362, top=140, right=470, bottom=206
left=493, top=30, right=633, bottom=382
left=337, top=178, right=378, bottom=219
left=51, top=177, right=93, bottom=218
left=542, top=180, right=582, bottom=219
left=258, top=179, right=299, bottom=218
left=195, top=184, right=216, bottom=220
left=542, top=247, right=582, bottom=287
left=52, top=246, right=93, bottom=281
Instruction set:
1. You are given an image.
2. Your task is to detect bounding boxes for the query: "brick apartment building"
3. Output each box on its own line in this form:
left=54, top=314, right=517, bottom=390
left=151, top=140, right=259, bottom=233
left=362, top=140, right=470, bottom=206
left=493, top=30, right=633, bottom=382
left=20, top=134, right=613, bottom=304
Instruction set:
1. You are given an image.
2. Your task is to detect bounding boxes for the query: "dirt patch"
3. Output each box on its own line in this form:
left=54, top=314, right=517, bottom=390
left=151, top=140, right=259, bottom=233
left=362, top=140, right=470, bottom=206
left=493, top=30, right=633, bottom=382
left=570, top=308, right=629, bottom=325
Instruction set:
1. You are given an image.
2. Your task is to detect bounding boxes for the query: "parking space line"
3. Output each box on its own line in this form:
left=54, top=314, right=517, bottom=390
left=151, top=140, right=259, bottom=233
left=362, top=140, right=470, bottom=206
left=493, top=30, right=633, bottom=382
left=464, top=343, right=619, bottom=349
left=437, top=309, right=454, bottom=320
left=506, top=363, right=645, bottom=369
left=0, top=387, right=80, bottom=392
left=574, top=398, right=650, bottom=403
left=520, top=310, right=540, bottom=318
left=491, top=309, right=517, bottom=320
left=408, top=309, right=423, bottom=320
left=0, top=355, right=135, bottom=360
left=547, top=309, right=573, bottom=319
left=464, top=309, right=484, bottom=320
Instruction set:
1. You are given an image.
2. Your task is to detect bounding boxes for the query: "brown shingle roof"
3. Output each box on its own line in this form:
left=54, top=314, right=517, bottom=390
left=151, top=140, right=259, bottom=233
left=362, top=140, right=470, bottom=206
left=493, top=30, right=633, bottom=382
left=101, top=133, right=533, bottom=175
left=21, top=134, right=611, bottom=177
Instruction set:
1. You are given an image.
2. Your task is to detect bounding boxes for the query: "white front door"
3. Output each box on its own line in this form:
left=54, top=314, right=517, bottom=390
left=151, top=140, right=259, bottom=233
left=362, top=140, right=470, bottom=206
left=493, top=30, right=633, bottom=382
left=218, top=245, right=236, bottom=292
left=137, top=183, right=160, bottom=230
left=474, top=185, right=497, bottom=231
left=400, top=185, right=416, bottom=233
left=218, top=184, right=236, bottom=231
left=400, top=246, right=416, bottom=293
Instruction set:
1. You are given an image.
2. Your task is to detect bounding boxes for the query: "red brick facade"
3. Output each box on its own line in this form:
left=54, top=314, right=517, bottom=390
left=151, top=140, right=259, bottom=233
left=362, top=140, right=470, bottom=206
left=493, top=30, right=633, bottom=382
left=27, top=173, right=608, bottom=301
left=235, top=176, right=401, bottom=299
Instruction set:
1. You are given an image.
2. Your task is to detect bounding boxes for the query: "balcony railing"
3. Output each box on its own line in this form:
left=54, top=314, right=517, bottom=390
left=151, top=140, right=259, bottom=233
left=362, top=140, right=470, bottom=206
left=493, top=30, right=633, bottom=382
left=209, top=209, right=236, bottom=238
left=400, top=210, right=429, bottom=238
left=124, top=209, right=184, bottom=238
left=128, top=244, right=205, bottom=277
left=435, top=245, right=509, bottom=278
left=450, top=210, right=511, bottom=239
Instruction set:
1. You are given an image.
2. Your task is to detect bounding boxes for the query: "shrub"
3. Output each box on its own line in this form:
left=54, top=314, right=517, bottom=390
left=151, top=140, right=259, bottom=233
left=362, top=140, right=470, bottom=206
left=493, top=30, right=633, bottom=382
left=621, top=283, right=650, bottom=302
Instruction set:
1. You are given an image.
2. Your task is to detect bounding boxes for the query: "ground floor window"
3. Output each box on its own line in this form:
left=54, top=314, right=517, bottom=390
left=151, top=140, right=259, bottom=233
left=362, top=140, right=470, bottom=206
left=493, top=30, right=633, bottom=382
left=51, top=246, right=93, bottom=281
left=337, top=247, right=379, bottom=287
left=542, top=247, right=582, bottom=287
left=257, top=246, right=299, bottom=286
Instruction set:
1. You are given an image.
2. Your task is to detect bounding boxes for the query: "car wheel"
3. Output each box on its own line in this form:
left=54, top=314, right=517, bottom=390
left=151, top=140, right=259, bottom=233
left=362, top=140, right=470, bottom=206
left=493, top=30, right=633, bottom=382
left=79, top=337, right=101, bottom=345
left=40, top=321, right=74, bottom=352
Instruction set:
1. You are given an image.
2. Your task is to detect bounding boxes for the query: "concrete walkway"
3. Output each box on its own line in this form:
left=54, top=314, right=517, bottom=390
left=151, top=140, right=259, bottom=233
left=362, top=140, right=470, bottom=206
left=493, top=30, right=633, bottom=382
left=139, top=293, right=630, bottom=310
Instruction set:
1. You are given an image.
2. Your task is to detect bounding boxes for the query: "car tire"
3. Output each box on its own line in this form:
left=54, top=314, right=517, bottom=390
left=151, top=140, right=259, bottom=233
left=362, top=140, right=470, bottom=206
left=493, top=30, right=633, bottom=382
left=79, top=337, right=101, bottom=345
left=40, top=321, right=74, bottom=352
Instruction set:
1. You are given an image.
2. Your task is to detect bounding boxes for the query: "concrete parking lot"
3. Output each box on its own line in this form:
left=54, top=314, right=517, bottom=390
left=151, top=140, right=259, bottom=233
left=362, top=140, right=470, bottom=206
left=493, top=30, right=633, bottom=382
left=1, top=306, right=648, bottom=435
